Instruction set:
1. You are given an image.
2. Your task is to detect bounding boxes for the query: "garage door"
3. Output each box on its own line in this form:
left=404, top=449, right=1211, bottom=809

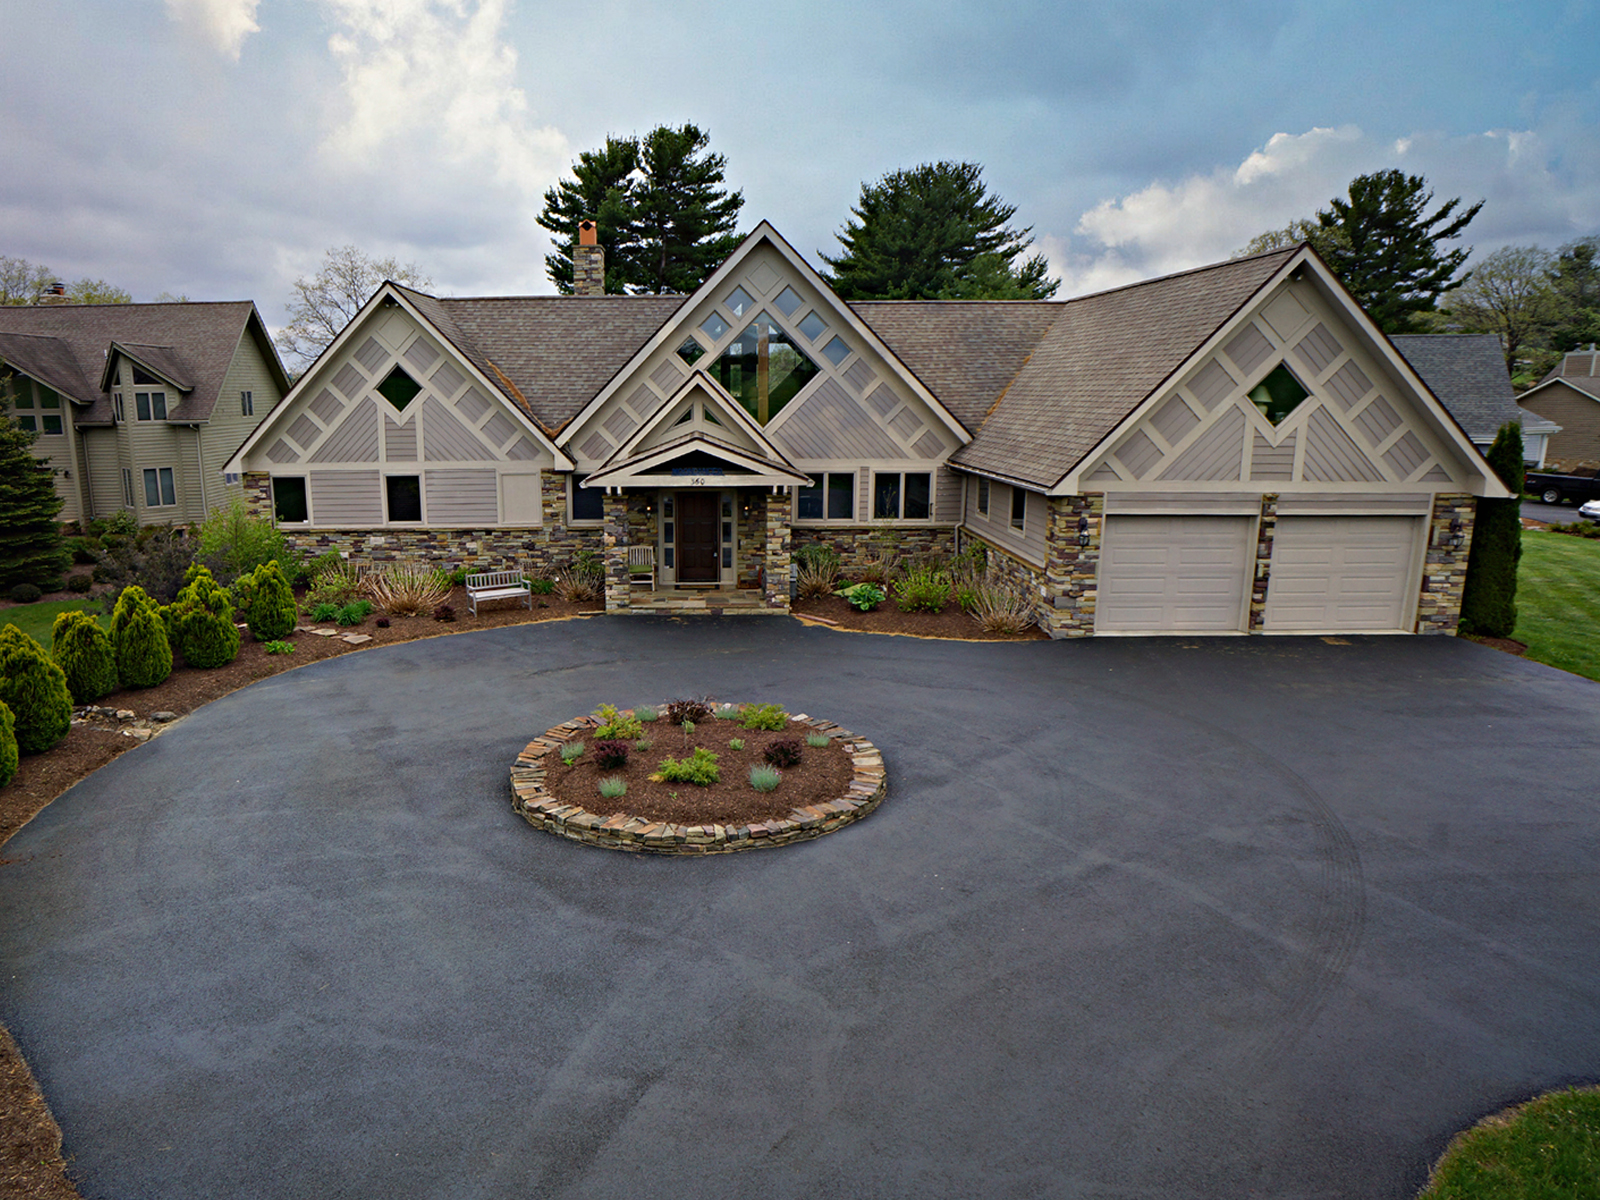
left=1264, top=516, right=1420, bottom=632
left=1095, top=515, right=1253, bottom=633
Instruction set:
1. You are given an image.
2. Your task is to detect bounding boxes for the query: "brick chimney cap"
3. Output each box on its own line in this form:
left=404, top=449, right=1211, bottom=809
left=578, top=220, right=597, bottom=246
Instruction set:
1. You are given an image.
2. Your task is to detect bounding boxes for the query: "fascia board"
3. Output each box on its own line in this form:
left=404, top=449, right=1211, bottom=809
left=601, top=369, right=796, bottom=470
left=583, top=432, right=811, bottom=488
left=99, top=343, right=190, bottom=394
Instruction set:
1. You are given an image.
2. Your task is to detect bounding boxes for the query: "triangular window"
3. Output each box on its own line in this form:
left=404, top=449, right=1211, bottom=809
left=710, top=312, right=818, bottom=424
left=1249, top=364, right=1310, bottom=425
left=378, top=365, right=421, bottom=411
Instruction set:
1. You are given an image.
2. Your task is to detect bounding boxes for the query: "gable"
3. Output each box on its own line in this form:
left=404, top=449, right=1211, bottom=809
left=1078, top=276, right=1476, bottom=492
left=631, top=379, right=767, bottom=458
left=558, top=229, right=967, bottom=468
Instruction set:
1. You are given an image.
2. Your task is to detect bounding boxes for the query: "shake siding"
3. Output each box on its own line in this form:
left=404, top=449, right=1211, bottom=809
left=425, top=469, right=499, bottom=524
left=309, top=470, right=382, bottom=525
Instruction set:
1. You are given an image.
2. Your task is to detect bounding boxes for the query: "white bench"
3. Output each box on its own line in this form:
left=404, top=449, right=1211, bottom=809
left=464, top=570, right=531, bottom=616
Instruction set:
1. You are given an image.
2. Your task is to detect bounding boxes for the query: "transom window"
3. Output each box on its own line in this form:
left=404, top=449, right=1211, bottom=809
left=135, top=391, right=167, bottom=421
left=273, top=476, right=308, bottom=523
left=798, top=472, right=854, bottom=521
left=874, top=471, right=931, bottom=520
left=143, top=467, right=176, bottom=508
left=708, top=312, right=819, bottom=424
left=1249, top=363, right=1311, bottom=425
left=131, top=366, right=162, bottom=386
left=378, top=366, right=421, bottom=411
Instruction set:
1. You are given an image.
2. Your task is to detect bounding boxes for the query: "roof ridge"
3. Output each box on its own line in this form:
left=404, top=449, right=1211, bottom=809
left=1057, top=245, right=1298, bottom=308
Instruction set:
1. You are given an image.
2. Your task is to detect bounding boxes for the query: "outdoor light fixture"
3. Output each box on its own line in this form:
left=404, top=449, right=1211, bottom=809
left=1447, top=517, right=1464, bottom=551
left=1077, top=515, right=1090, bottom=547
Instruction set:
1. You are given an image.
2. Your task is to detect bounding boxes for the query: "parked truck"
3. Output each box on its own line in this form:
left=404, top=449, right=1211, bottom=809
left=1526, top=469, right=1600, bottom=506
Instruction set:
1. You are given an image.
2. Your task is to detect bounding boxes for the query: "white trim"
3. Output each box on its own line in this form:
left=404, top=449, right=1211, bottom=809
left=582, top=431, right=812, bottom=490
left=601, top=370, right=796, bottom=470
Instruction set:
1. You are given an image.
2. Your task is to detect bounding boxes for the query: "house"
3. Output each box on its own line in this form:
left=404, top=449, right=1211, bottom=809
left=1517, top=347, right=1600, bottom=470
left=1391, top=333, right=1560, bottom=467
left=0, top=301, right=288, bottom=526
left=225, top=223, right=1508, bottom=637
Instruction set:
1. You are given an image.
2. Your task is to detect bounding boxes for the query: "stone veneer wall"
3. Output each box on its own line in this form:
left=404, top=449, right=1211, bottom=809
left=791, top=526, right=957, bottom=575
left=764, top=490, right=791, bottom=610
left=1246, top=493, right=1279, bottom=633
left=961, top=495, right=1103, bottom=639
left=242, top=469, right=602, bottom=575
left=738, top=491, right=768, bottom=592
left=1416, top=493, right=1476, bottom=635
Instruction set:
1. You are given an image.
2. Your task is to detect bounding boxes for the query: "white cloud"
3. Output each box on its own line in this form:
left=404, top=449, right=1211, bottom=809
left=1047, top=122, right=1600, bottom=297
left=164, top=0, right=261, bottom=60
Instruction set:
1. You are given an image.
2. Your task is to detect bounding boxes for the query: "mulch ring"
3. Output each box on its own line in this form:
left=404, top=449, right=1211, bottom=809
left=1460, top=633, right=1529, bottom=657
left=791, top=593, right=1047, bottom=640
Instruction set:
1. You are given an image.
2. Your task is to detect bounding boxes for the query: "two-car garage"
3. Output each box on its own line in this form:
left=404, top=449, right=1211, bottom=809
left=1093, top=499, right=1427, bottom=634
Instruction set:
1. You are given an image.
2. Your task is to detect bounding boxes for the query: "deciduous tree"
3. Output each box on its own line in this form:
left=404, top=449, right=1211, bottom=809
left=0, top=256, right=56, bottom=306
left=1443, top=245, right=1563, bottom=375
left=275, top=246, right=432, bottom=371
left=822, top=162, right=1059, bottom=301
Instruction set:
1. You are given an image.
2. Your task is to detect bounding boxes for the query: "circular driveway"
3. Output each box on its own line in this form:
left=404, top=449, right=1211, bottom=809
left=2, top=619, right=1598, bottom=1199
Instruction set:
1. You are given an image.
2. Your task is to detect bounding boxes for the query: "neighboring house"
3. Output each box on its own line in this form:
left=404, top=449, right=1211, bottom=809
left=0, top=302, right=288, bottom=526
left=226, top=224, right=1508, bottom=638
left=1392, top=333, right=1560, bottom=468
left=1517, top=347, right=1600, bottom=470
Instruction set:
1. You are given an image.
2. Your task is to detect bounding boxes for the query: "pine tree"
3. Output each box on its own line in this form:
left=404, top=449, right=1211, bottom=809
left=821, top=162, right=1059, bottom=301
left=163, top=564, right=240, bottom=668
left=1458, top=423, right=1524, bottom=638
left=0, top=374, right=71, bottom=590
left=1316, top=170, right=1482, bottom=333
left=537, top=124, right=743, bottom=295
left=244, top=560, right=297, bottom=641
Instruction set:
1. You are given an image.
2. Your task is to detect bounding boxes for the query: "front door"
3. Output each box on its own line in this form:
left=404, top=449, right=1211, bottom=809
left=677, top=492, right=720, bottom=584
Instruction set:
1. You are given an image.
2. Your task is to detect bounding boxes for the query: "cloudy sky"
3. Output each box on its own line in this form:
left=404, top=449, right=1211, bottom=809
left=3, top=0, right=1598, bottom=334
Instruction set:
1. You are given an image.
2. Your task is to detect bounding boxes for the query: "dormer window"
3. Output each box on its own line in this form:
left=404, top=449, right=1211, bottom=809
left=709, top=312, right=818, bottom=424
left=135, top=391, right=167, bottom=421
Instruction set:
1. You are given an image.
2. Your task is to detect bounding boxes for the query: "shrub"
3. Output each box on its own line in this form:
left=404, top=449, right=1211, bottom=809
left=1550, top=520, right=1600, bottom=538
left=892, top=557, right=950, bottom=613
left=242, top=561, right=297, bottom=641
left=1459, top=422, right=1524, bottom=638
left=560, top=740, right=584, bottom=765
left=363, top=563, right=450, bottom=616
left=528, top=577, right=556, bottom=595
left=805, top=732, right=830, bottom=749
left=633, top=737, right=653, bottom=751
left=93, top=526, right=194, bottom=608
left=592, top=703, right=644, bottom=740
left=764, top=737, right=803, bottom=768
left=664, top=697, right=713, bottom=725
left=305, top=562, right=365, bottom=607
left=654, top=746, right=720, bottom=786
left=593, top=739, right=630, bottom=769
left=954, top=585, right=979, bottom=613
left=310, top=602, right=339, bottom=622
left=740, top=702, right=787, bottom=732
left=263, top=640, right=295, bottom=655
left=301, top=551, right=345, bottom=585
left=794, top=543, right=840, bottom=572
left=163, top=565, right=240, bottom=669
left=65, top=538, right=100, bottom=566
left=108, top=585, right=173, bottom=688
left=714, top=702, right=739, bottom=720
left=554, top=565, right=602, bottom=603
left=968, top=576, right=1035, bottom=635
left=335, top=600, right=373, bottom=626
left=66, top=574, right=92, bottom=593
left=794, top=545, right=841, bottom=599
left=9, top=583, right=42, bottom=604
left=636, top=705, right=659, bottom=722
left=0, top=626, right=72, bottom=754
left=51, top=610, right=117, bottom=704
left=433, top=603, right=456, bottom=622
left=0, top=701, right=15, bottom=787
left=749, top=764, right=781, bottom=793
left=195, top=498, right=294, bottom=586
left=728, top=737, right=745, bottom=751
left=597, top=776, right=627, bottom=801
left=837, top=582, right=885, bottom=611
left=445, top=566, right=471, bottom=586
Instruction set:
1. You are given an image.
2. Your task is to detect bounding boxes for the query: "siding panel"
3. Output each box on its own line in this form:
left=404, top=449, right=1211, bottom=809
left=1225, top=323, right=1274, bottom=376
left=1354, top=395, right=1403, bottom=446
left=1116, top=428, right=1163, bottom=478
left=768, top=379, right=902, bottom=459
left=1303, top=408, right=1385, bottom=482
left=310, top=470, right=382, bottom=525
left=385, top=414, right=417, bottom=462
left=310, top=399, right=380, bottom=463
left=421, top=396, right=496, bottom=462
left=1251, top=430, right=1296, bottom=481
left=1159, top=406, right=1244, bottom=481
left=1150, top=395, right=1201, bottom=446
left=1188, top=360, right=1236, bottom=411
left=425, top=469, right=499, bottom=525
left=1293, top=323, right=1343, bottom=376
left=1325, top=360, right=1373, bottom=410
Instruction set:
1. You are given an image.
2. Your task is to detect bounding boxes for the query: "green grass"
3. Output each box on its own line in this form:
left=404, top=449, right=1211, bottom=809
left=1419, top=1086, right=1600, bottom=1198
left=0, top=598, right=107, bottom=647
left=1512, top=531, right=1600, bottom=683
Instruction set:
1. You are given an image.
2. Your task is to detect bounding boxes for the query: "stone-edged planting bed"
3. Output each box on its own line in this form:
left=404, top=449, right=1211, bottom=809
left=509, top=709, right=887, bottom=854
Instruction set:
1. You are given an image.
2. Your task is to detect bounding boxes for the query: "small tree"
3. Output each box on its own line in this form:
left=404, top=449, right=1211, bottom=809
left=0, top=626, right=73, bottom=755
left=162, top=565, right=240, bottom=669
left=0, top=379, right=71, bottom=590
left=51, top=610, right=117, bottom=704
left=0, top=700, right=16, bottom=787
left=195, top=498, right=292, bottom=587
left=109, top=585, right=173, bottom=688
left=243, top=560, right=297, bottom=641
left=1458, top=422, right=1524, bottom=638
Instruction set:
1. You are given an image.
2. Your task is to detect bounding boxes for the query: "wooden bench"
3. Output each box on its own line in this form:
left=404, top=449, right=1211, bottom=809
left=464, top=570, right=531, bottom=616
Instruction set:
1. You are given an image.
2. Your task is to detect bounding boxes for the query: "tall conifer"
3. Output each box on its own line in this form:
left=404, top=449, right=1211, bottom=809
left=0, top=373, right=70, bottom=590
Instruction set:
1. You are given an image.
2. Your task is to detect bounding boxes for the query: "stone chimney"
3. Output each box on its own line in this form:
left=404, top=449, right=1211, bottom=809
left=573, top=219, right=605, bottom=297
left=38, top=282, right=70, bottom=306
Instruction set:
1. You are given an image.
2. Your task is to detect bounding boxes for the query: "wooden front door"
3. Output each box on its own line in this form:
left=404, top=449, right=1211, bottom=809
left=676, top=492, right=720, bottom=584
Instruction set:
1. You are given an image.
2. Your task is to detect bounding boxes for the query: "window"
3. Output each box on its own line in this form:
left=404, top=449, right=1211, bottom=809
left=377, top=366, right=421, bottom=411
left=131, top=366, right=162, bottom=386
left=121, top=468, right=135, bottom=508
left=272, top=476, right=308, bottom=523
left=708, top=312, right=819, bottom=424
left=113, top=392, right=124, bottom=422
left=41, top=414, right=62, bottom=435
left=570, top=482, right=605, bottom=523
left=1010, top=485, right=1027, bottom=530
left=798, top=472, right=854, bottom=521
left=134, top=391, right=167, bottom=420
left=5, top=376, right=62, bottom=433
left=874, top=472, right=931, bottom=520
left=675, top=337, right=705, bottom=366
left=1248, top=363, right=1310, bottom=425
left=143, top=467, right=176, bottom=508
left=385, top=475, right=422, bottom=522
left=241, top=390, right=254, bottom=416
left=977, top=477, right=990, bottom=516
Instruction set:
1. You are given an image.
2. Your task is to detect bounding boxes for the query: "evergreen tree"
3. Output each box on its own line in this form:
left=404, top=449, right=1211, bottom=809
left=244, top=560, right=297, bottom=641
left=162, top=564, right=240, bottom=669
left=0, top=374, right=71, bottom=590
left=0, top=625, right=72, bottom=755
left=109, top=585, right=173, bottom=688
left=1458, top=422, right=1524, bottom=638
left=1316, top=170, right=1482, bottom=333
left=1548, top=237, right=1600, bottom=352
left=537, top=124, right=743, bottom=295
left=51, top=609, right=117, bottom=704
left=0, top=700, right=16, bottom=788
left=821, top=162, right=1059, bottom=301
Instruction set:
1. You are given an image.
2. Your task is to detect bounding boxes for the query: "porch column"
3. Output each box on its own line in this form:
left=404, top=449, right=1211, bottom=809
left=764, top=488, right=792, bottom=612
left=1416, top=493, right=1475, bottom=634
left=603, top=491, right=630, bottom=612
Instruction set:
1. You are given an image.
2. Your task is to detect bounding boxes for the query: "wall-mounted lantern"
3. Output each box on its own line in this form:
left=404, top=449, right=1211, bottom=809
left=1077, top=515, right=1091, bottom=547
left=1447, top=517, right=1464, bottom=551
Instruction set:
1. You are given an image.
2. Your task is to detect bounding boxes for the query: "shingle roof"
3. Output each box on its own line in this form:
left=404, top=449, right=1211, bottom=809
left=950, top=248, right=1297, bottom=488
left=105, top=341, right=195, bottom=394
left=1541, top=348, right=1600, bottom=384
left=414, top=291, right=686, bottom=433
left=1390, top=334, right=1525, bottom=442
left=0, top=331, right=95, bottom=402
left=847, top=301, right=1063, bottom=432
left=0, top=301, right=283, bottom=426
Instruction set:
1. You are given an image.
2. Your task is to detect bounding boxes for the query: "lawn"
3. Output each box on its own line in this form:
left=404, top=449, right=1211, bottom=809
left=0, top=598, right=106, bottom=648
left=1513, top=531, right=1600, bottom=683
left=1420, top=1085, right=1600, bottom=1199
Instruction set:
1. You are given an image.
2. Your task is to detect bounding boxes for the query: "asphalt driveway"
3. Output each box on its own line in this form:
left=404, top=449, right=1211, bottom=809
left=1, top=620, right=1597, bottom=1199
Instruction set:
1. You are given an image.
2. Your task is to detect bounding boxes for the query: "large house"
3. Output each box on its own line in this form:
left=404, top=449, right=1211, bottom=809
left=0, top=301, right=288, bottom=526
left=226, top=223, right=1508, bottom=638
left=1517, top=347, right=1600, bottom=470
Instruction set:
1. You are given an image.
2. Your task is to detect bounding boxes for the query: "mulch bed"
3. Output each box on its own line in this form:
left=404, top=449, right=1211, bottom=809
left=792, top=594, right=1047, bottom=640
left=1461, top=633, right=1529, bottom=657
left=544, top=718, right=855, bottom=827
